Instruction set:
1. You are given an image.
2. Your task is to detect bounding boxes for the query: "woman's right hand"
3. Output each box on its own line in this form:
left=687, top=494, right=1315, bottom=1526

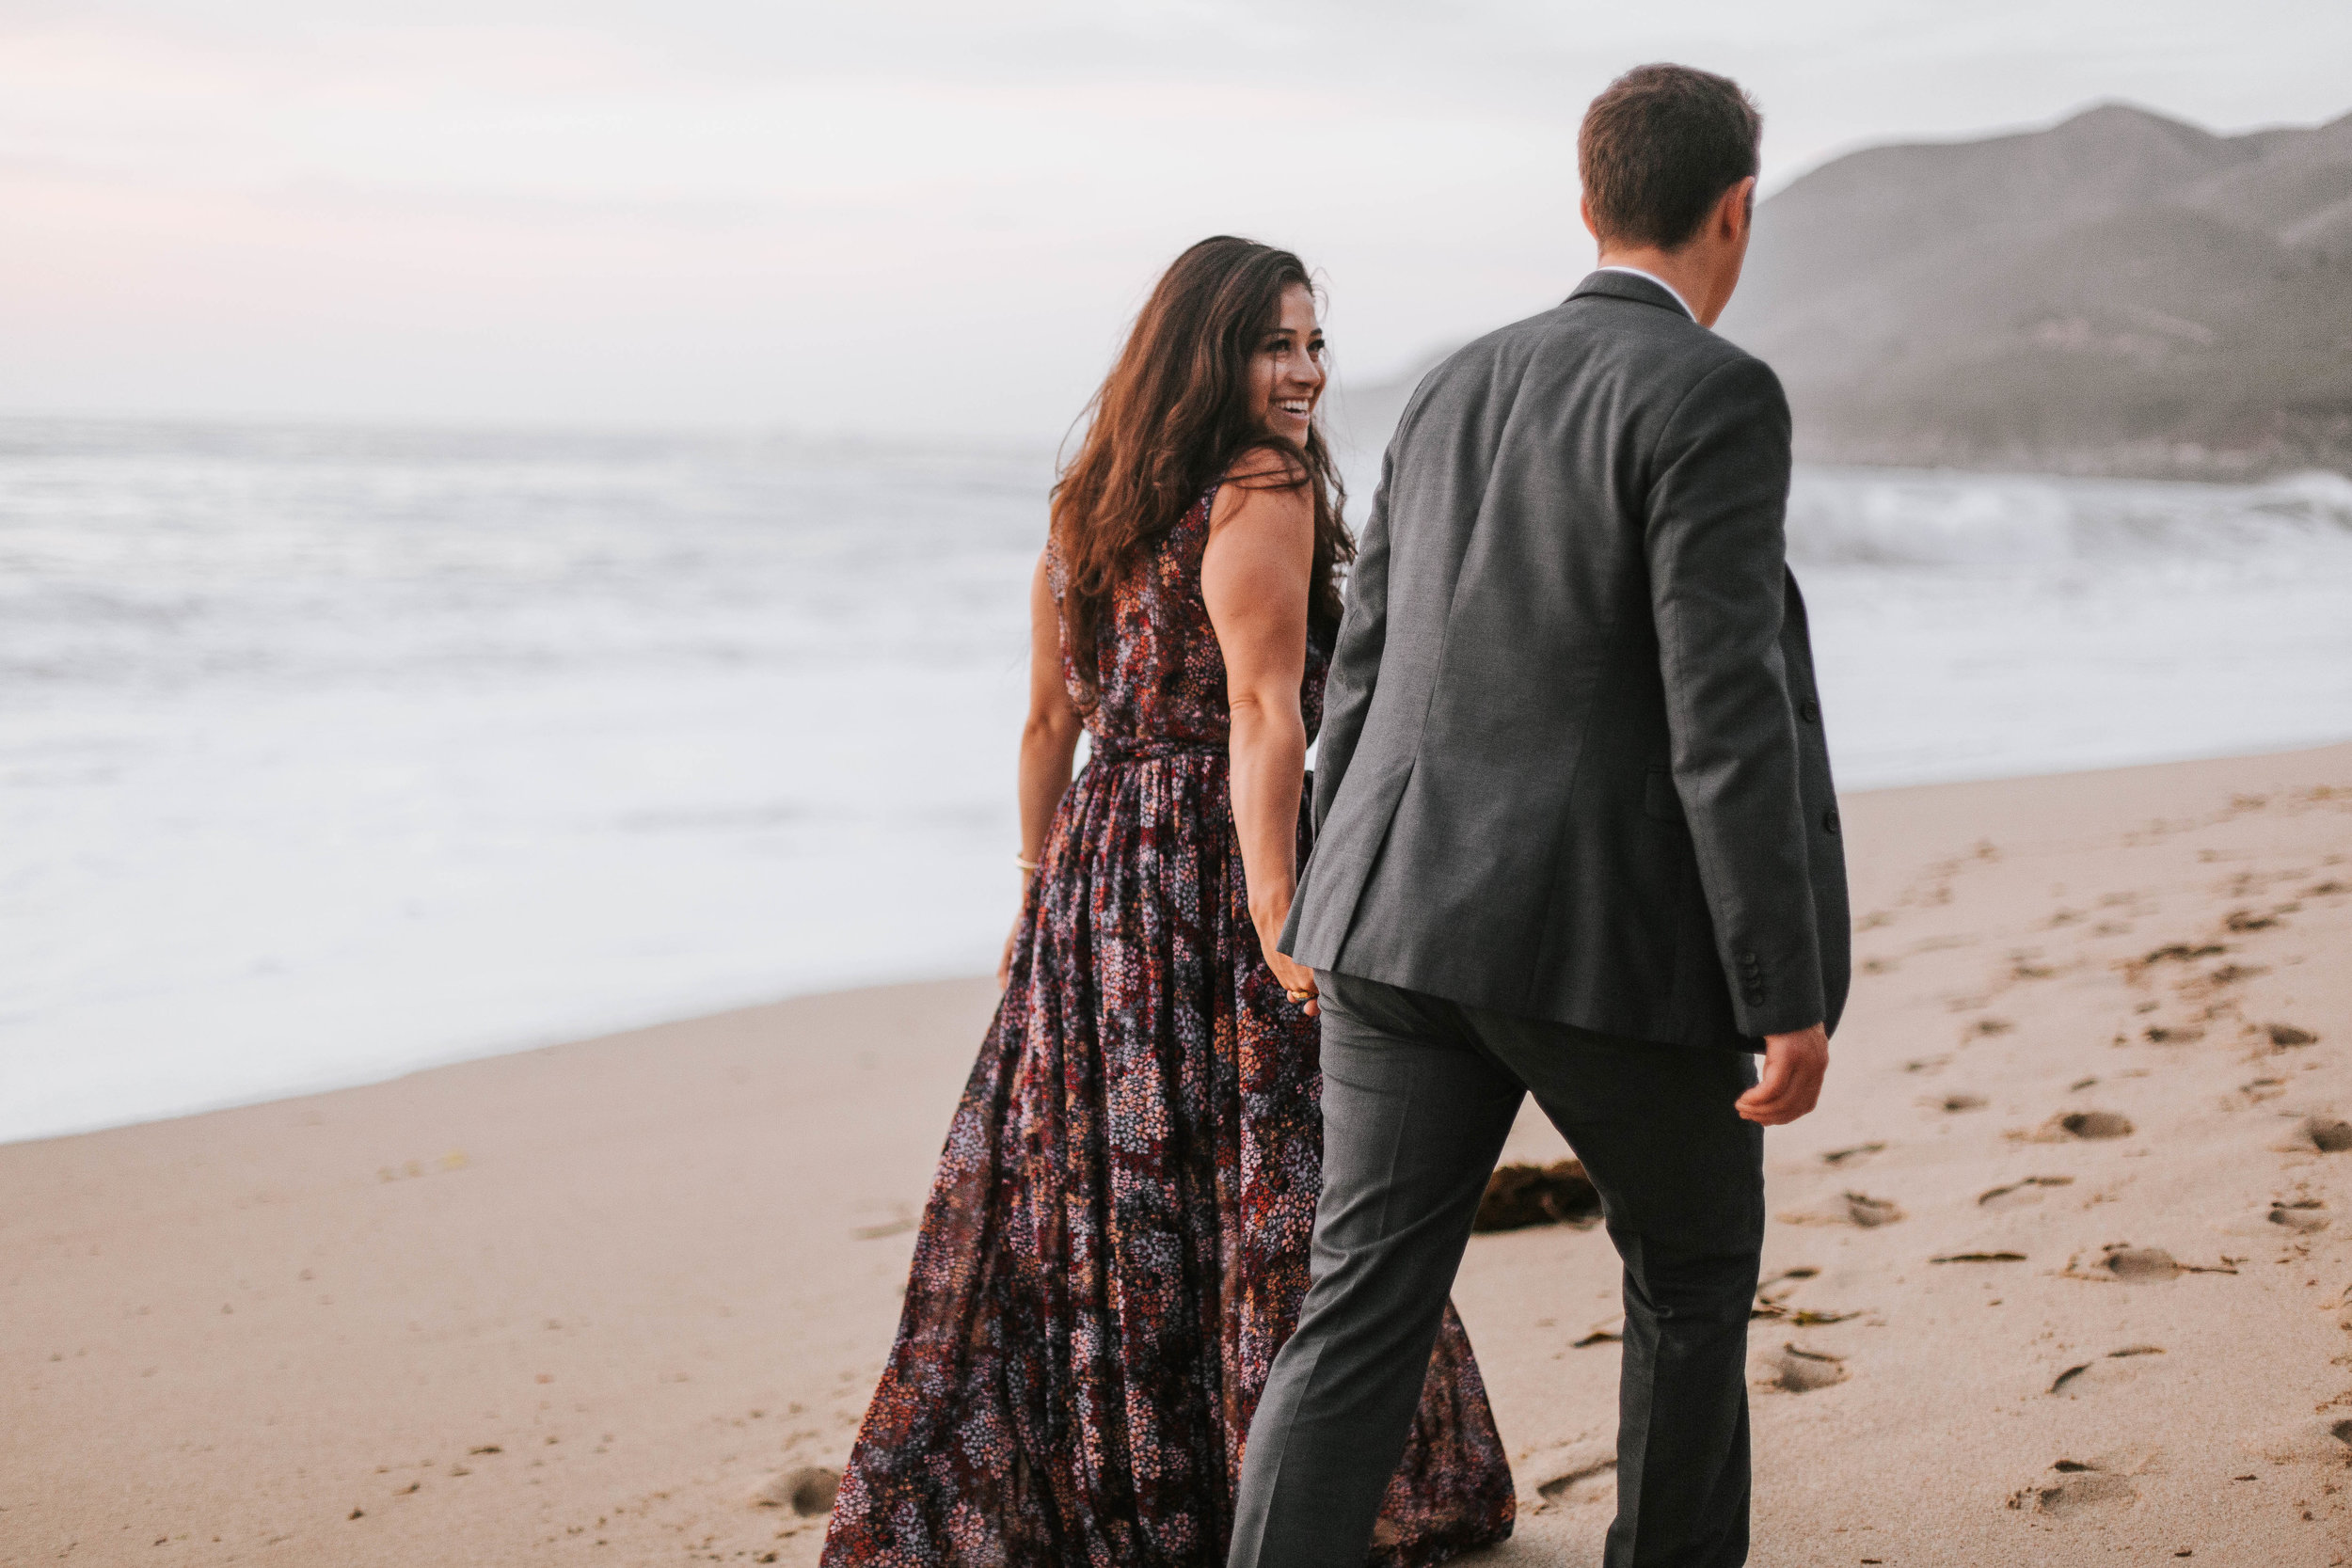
left=1264, top=946, right=1319, bottom=1018
left=1253, top=899, right=1319, bottom=1018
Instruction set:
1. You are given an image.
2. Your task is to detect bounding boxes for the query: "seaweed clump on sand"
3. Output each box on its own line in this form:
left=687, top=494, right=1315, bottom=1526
left=1474, top=1161, right=1602, bottom=1232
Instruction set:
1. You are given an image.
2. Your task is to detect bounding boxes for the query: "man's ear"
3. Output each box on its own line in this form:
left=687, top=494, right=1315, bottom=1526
left=1722, top=177, right=1757, bottom=240
left=1579, top=192, right=1599, bottom=243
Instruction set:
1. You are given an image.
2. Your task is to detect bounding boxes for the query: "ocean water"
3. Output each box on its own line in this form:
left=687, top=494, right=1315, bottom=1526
left=4, top=417, right=2349, bottom=1144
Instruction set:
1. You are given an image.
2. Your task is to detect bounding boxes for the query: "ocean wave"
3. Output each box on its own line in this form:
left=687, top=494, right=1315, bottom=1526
left=1786, top=467, right=2352, bottom=568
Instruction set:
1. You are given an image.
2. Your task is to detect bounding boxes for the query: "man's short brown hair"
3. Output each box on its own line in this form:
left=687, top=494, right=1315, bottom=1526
left=1579, top=64, right=1761, bottom=250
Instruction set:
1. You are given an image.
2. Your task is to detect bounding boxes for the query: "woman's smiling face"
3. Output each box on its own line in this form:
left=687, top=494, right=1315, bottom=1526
left=1252, top=282, right=1326, bottom=444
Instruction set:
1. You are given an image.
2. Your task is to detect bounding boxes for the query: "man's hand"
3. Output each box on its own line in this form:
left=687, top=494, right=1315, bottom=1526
left=1738, top=1023, right=1828, bottom=1125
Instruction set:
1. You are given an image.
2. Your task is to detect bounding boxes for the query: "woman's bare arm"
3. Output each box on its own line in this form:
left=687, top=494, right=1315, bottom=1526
left=1200, top=470, right=1322, bottom=1014
left=1005, top=551, right=1084, bottom=983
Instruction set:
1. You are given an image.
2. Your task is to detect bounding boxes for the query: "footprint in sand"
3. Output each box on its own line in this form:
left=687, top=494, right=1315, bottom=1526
left=2007, top=1452, right=2149, bottom=1517
left=2070, top=1244, right=2237, bottom=1282
left=1820, top=1142, right=1885, bottom=1166
left=1756, top=1264, right=1820, bottom=1295
left=1842, top=1193, right=1904, bottom=1227
left=1754, top=1342, right=1848, bottom=1393
left=1751, top=1266, right=1859, bottom=1325
left=1978, top=1176, right=2074, bottom=1211
left=2030, top=1469, right=2137, bottom=1517
left=1527, top=1443, right=1617, bottom=1510
left=1931, top=1092, right=1989, bottom=1113
left=2103, top=1246, right=2185, bottom=1281
left=2283, top=1117, right=2352, bottom=1154
left=2134, top=940, right=2227, bottom=972
left=2266, top=1200, right=2329, bottom=1233
left=2266, top=1023, right=2319, bottom=1048
left=2224, top=1199, right=2330, bottom=1237
left=1779, top=1192, right=1904, bottom=1227
left=2049, top=1344, right=2165, bottom=1398
left=1572, top=1315, right=1625, bottom=1348
left=2042, top=1110, right=2135, bottom=1141
left=2244, top=1418, right=2352, bottom=1466
left=752, top=1466, right=840, bottom=1515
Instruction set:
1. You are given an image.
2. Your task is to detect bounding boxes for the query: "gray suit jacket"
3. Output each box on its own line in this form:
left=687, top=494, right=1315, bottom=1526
left=1283, top=271, right=1849, bottom=1049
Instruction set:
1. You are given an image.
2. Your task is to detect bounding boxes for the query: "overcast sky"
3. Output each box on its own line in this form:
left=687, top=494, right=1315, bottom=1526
left=4, top=1, right=2349, bottom=440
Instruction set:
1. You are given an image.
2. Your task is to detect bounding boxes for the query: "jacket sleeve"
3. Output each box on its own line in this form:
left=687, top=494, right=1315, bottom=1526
left=1305, top=444, right=1394, bottom=835
left=1645, top=355, right=1824, bottom=1037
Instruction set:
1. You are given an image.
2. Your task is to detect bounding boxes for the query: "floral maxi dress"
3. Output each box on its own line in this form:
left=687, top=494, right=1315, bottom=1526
left=820, top=485, right=1517, bottom=1567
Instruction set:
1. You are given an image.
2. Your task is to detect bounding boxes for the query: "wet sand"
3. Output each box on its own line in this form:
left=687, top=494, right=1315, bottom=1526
left=6, top=743, right=2349, bottom=1565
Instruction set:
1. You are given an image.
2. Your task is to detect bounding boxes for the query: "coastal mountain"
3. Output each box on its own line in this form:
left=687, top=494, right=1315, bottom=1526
left=1718, top=103, right=2352, bottom=477
left=1333, top=103, right=2352, bottom=479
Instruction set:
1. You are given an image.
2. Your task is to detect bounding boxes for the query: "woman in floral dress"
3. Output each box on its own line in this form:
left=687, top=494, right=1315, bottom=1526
left=821, top=237, right=1515, bottom=1567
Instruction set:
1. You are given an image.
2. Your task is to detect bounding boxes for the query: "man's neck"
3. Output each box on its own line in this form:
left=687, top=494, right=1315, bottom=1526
left=1594, top=245, right=1721, bottom=326
left=1595, top=263, right=1694, bottom=323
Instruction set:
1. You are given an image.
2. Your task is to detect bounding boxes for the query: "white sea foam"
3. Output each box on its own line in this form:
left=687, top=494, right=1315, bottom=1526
left=3, top=420, right=2347, bottom=1143
left=1786, top=465, right=2352, bottom=785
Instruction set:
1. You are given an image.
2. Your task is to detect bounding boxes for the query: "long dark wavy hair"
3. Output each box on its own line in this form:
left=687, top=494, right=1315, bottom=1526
left=1050, top=235, right=1352, bottom=705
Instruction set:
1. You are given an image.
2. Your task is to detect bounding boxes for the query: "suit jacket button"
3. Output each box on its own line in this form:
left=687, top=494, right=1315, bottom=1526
left=1800, top=698, right=1820, bottom=723
left=1822, top=808, right=1841, bottom=834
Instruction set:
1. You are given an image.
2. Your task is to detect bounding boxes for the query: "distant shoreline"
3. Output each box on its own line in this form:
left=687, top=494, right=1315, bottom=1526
left=7, top=404, right=2341, bottom=491
left=1790, top=437, right=2352, bottom=486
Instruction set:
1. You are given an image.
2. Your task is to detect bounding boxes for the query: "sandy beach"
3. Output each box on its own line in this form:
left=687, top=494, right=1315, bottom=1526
left=7, top=743, right=2350, bottom=1566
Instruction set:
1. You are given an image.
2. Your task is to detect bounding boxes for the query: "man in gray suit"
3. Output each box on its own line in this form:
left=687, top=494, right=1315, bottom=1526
left=1231, top=65, right=1849, bottom=1568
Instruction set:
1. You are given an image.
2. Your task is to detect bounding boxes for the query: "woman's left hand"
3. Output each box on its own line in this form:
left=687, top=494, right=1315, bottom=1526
left=997, top=911, right=1024, bottom=990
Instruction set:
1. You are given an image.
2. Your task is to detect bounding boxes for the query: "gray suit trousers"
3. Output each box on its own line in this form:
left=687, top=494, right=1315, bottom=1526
left=1229, top=971, right=1765, bottom=1568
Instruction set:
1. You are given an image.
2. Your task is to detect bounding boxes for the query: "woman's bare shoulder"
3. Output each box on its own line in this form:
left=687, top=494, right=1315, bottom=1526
left=1210, top=446, right=1312, bottom=532
left=1224, top=442, right=1311, bottom=489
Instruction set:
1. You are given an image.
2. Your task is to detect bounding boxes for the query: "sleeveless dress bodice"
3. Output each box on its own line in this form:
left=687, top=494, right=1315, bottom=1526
left=1058, top=484, right=1330, bottom=763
